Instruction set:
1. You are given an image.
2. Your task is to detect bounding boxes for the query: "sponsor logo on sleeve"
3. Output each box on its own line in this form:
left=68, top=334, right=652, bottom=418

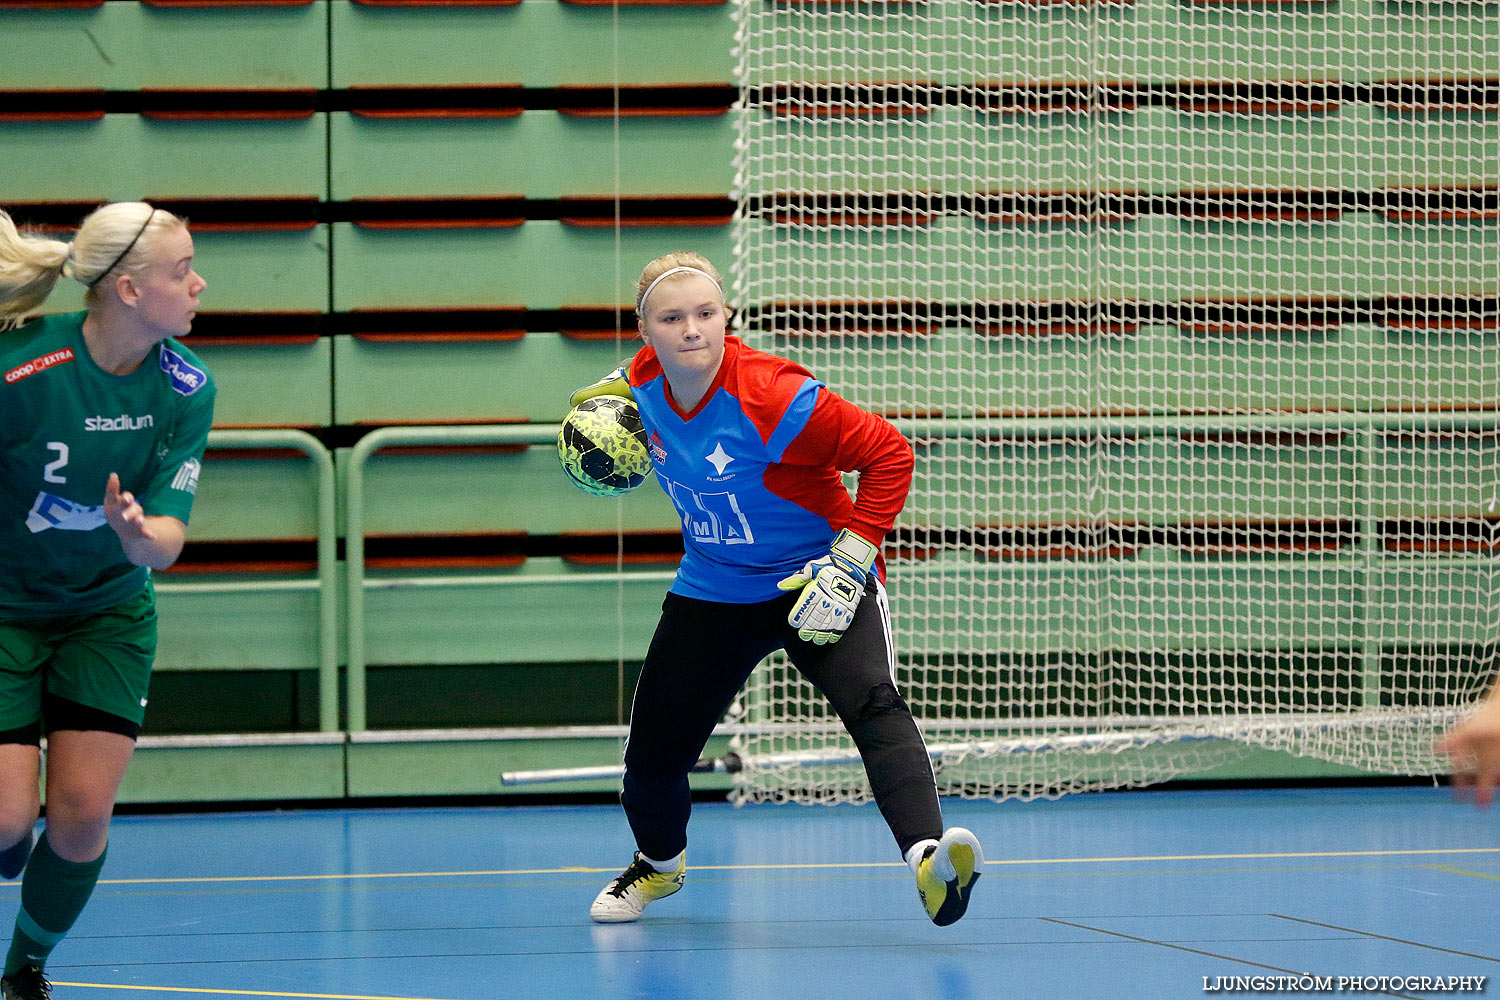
left=159, top=345, right=207, bottom=396
left=171, top=457, right=201, bottom=494
left=4, top=347, right=75, bottom=385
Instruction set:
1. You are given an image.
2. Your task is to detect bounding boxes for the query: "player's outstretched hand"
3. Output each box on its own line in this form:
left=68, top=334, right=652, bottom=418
left=569, top=366, right=632, bottom=407
left=104, top=472, right=157, bottom=543
left=777, top=529, right=879, bottom=645
left=1436, top=691, right=1500, bottom=808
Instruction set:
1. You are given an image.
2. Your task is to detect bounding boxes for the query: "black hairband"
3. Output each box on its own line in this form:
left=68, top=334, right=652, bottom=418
left=87, top=208, right=157, bottom=290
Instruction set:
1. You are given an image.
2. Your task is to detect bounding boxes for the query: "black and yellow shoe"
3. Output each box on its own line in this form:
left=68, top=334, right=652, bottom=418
left=0, top=965, right=51, bottom=1000
left=568, top=366, right=632, bottom=407
left=590, top=852, right=685, bottom=923
left=916, top=827, right=983, bottom=926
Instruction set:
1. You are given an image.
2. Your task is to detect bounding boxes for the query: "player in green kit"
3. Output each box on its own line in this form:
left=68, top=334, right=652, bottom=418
left=0, top=202, right=214, bottom=1000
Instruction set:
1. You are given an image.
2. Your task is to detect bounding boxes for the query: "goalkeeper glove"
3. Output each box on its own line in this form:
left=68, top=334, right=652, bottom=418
left=570, top=366, right=633, bottom=407
left=776, top=528, right=880, bottom=645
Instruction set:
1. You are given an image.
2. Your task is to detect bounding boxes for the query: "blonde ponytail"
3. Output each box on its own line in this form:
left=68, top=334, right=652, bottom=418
left=0, top=209, right=71, bottom=332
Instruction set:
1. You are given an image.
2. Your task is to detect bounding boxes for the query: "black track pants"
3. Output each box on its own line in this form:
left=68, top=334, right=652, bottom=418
left=620, top=582, right=944, bottom=860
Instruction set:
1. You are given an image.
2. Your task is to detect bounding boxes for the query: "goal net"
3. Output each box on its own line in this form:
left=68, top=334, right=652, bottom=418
left=727, top=0, right=1500, bottom=801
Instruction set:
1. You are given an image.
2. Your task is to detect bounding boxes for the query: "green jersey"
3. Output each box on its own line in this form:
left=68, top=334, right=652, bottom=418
left=0, top=312, right=216, bottom=618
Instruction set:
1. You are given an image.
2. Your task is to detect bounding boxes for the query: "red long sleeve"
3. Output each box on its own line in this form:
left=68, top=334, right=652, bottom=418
left=776, top=389, right=914, bottom=547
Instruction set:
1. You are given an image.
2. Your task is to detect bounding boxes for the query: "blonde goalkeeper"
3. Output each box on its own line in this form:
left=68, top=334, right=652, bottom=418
left=573, top=251, right=983, bottom=927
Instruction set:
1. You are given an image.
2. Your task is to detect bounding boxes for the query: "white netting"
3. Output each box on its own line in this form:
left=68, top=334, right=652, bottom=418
left=727, top=0, right=1500, bottom=801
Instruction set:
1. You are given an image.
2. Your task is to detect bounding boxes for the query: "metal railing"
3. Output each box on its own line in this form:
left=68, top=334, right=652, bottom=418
left=152, top=428, right=341, bottom=732
left=346, top=424, right=583, bottom=731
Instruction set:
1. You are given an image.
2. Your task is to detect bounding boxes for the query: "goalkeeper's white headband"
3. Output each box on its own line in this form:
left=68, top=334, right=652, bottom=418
left=639, top=266, right=722, bottom=311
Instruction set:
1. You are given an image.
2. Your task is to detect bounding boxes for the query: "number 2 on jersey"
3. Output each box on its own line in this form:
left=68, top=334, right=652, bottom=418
left=43, top=442, right=68, bottom=484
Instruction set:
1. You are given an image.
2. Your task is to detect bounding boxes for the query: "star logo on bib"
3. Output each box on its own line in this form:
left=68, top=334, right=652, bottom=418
left=705, top=442, right=733, bottom=475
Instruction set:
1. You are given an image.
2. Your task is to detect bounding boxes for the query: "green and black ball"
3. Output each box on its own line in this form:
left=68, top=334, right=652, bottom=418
left=557, top=395, right=652, bottom=497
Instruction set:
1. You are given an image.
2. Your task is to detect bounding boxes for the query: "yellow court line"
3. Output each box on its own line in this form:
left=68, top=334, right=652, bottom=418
left=980, top=847, right=1500, bottom=866
left=25, top=846, right=1492, bottom=887
left=52, top=984, right=454, bottom=1000
left=1422, top=864, right=1500, bottom=881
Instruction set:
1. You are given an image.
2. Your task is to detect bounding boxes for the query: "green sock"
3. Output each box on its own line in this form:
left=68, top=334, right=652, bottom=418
left=4, top=832, right=106, bottom=976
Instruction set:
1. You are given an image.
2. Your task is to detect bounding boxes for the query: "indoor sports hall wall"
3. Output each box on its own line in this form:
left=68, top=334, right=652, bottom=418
left=0, top=0, right=736, bottom=801
left=0, top=0, right=1495, bottom=804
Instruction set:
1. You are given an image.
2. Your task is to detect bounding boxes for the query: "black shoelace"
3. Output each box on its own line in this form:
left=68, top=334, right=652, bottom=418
left=3, top=965, right=51, bottom=1000
left=607, top=858, right=655, bottom=897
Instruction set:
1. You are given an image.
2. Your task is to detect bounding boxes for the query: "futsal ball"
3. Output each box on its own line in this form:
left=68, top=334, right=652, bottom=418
left=558, top=395, right=652, bottom=497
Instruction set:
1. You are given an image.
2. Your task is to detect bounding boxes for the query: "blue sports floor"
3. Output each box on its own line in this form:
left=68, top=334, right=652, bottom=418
left=4, top=786, right=1497, bottom=1000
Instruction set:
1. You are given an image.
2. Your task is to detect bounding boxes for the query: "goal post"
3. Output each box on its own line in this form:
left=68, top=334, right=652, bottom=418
left=726, top=0, right=1500, bottom=801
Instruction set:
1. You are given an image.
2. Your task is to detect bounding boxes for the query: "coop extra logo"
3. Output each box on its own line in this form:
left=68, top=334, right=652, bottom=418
left=5, top=348, right=76, bottom=385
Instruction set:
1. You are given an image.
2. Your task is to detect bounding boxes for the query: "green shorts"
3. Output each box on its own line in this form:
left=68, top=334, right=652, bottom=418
left=0, top=585, right=157, bottom=736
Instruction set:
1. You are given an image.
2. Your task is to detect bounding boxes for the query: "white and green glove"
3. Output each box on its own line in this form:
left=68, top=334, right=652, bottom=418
left=776, top=529, right=880, bottom=645
left=570, top=366, right=633, bottom=407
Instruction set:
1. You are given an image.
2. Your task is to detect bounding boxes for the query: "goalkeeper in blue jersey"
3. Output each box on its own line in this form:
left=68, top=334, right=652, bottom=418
left=0, top=203, right=214, bottom=1000
left=573, top=252, right=982, bottom=927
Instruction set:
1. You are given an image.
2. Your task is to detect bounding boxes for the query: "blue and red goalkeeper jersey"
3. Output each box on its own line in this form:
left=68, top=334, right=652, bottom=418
left=628, top=336, right=913, bottom=603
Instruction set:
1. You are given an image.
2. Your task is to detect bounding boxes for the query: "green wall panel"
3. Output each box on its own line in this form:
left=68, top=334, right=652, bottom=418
left=904, top=431, right=1493, bottom=529
left=348, top=449, right=679, bottom=536
left=190, top=450, right=325, bottom=542
left=906, top=433, right=1363, bottom=529
left=1370, top=563, right=1500, bottom=647
left=360, top=559, right=672, bottom=665
left=195, top=337, right=333, bottom=429
left=1101, top=324, right=1500, bottom=416
left=121, top=742, right=346, bottom=803
left=1370, top=432, right=1500, bottom=519
left=0, top=2, right=329, bottom=90
left=330, top=0, right=733, bottom=87
left=739, top=214, right=1500, bottom=304
left=890, top=556, right=1497, bottom=655
left=743, top=105, right=1500, bottom=194
left=331, top=221, right=732, bottom=310
left=154, top=579, right=324, bottom=670
left=331, top=111, right=732, bottom=200
left=333, top=332, right=636, bottom=425
left=0, top=116, right=327, bottom=202
left=891, top=558, right=1367, bottom=655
